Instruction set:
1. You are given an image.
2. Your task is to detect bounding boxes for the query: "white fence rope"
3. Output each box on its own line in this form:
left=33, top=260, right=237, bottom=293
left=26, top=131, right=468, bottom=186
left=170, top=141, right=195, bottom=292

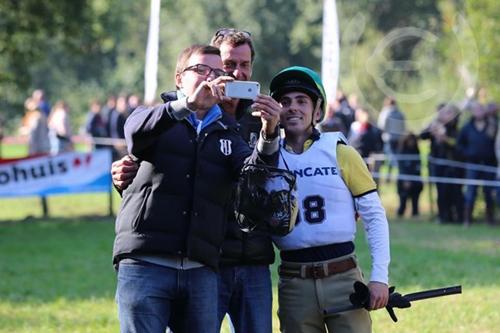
left=87, top=137, right=127, bottom=146
left=372, top=172, right=500, bottom=187
left=367, top=153, right=498, bottom=174
left=367, top=152, right=499, bottom=186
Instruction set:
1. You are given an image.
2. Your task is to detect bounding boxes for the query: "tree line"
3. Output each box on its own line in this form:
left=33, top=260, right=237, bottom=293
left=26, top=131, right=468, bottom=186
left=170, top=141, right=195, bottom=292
left=0, top=0, right=498, bottom=133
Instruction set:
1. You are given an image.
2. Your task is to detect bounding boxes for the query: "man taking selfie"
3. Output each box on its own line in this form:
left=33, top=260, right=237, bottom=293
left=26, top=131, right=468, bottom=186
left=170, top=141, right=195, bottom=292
left=112, top=43, right=280, bottom=333
left=112, top=29, right=282, bottom=333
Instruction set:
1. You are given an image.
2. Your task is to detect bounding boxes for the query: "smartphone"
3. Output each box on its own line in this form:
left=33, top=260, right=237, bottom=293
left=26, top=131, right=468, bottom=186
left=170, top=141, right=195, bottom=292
left=225, top=81, right=260, bottom=100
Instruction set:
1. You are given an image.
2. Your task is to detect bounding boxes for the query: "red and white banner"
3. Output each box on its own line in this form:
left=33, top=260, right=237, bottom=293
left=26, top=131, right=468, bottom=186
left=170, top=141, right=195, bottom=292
left=0, top=150, right=112, bottom=197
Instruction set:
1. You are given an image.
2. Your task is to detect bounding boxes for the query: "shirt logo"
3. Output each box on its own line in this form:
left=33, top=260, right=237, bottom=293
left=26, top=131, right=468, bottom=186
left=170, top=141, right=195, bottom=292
left=219, top=139, right=232, bottom=156
left=293, top=166, right=338, bottom=178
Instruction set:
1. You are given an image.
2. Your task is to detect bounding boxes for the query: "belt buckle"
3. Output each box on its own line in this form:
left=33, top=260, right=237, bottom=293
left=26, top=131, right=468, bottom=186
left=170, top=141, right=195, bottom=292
left=311, top=263, right=325, bottom=279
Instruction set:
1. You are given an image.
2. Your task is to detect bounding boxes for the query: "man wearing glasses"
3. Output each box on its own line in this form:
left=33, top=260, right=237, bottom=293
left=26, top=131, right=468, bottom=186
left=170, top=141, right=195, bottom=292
left=112, top=44, right=280, bottom=333
left=113, top=29, right=282, bottom=332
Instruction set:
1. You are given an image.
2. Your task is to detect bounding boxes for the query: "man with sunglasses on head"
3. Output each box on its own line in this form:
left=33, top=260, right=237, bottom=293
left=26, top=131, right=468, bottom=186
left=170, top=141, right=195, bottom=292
left=112, top=28, right=281, bottom=333
left=112, top=44, right=280, bottom=333
left=210, top=28, right=279, bottom=333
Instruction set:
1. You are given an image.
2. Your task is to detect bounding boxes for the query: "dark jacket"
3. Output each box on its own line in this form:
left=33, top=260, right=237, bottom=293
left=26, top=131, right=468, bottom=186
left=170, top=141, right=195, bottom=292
left=107, top=109, right=127, bottom=139
left=85, top=112, right=108, bottom=149
left=419, top=118, right=460, bottom=160
left=219, top=100, right=275, bottom=266
left=113, top=92, right=275, bottom=270
left=396, top=146, right=423, bottom=195
left=348, top=123, right=383, bottom=158
left=456, top=118, right=497, bottom=165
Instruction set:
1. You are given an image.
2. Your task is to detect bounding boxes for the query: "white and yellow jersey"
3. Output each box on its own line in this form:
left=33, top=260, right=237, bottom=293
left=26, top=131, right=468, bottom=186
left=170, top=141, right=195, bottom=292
left=273, top=132, right=390, bottom=284
left=274, top=132, right=358, bottom=249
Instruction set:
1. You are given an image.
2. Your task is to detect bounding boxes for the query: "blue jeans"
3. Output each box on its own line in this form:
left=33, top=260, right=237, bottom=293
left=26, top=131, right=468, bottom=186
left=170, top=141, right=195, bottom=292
left=464, top=169, right=495, bottom=207
left=217, top=265, right=272, bottom=333
left=116, top=259, right=218, bottom=333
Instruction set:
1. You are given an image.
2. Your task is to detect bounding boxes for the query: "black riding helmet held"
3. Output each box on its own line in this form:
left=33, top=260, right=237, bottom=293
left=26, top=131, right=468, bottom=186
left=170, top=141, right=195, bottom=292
left=234, top=164, right=298, bottom=237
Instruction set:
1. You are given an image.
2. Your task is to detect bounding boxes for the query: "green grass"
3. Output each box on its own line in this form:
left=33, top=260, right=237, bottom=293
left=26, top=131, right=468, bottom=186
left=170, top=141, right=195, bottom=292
left=0, top=219, right=117, bottom=332
left=0, top=193, right=118, bottom=220
left=0, top=143, right=498, bottom=332
left=0, top=143, right=89, bottom=159
left=0, top=217, right=498, bottom=332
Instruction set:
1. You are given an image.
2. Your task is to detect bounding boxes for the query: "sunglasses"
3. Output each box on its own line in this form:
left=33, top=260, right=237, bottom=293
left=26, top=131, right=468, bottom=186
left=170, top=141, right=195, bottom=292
left=214, top=28, right=252, bottom=39
left=182, top=64, right=227, bottom=78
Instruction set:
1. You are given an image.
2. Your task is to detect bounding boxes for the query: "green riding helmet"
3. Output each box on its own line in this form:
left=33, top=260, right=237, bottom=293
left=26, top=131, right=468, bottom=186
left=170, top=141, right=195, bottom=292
left=269, top=66, right=327, bottom=123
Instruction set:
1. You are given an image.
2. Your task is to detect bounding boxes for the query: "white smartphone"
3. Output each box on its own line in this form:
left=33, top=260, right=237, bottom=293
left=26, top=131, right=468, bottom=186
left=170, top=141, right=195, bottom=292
left=225, top=81, right=260, bottom=100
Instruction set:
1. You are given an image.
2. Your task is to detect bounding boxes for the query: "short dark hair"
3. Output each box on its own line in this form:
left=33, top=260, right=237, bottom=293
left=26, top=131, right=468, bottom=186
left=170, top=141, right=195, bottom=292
left=175, top=44, right=221, bottom=75
left=210, top=28, right=255, bottom=62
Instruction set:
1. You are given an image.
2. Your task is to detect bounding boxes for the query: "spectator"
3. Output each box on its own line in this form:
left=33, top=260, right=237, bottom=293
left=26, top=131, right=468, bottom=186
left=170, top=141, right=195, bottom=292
left=319, top=100, right=348, bottom=135
left=457, top=102, right=497, bottom=226
left=112, top=44, right=280, bottom=333
left=84, top=99, right=108, bottom=150
left=32, top=89, right=51, bottom=117
left=348, top=106, right=383, bottom=159
left=19, top=98, right=50, bottom=155
left=127, top=94, right=141, bottom=114
left=489, top=102, right=500, bottom=206
left=111, top=29, right=284, bottom=333
left=396, top=133, right=423, bottom=217
left=420, top=104, right=464, bottom=223
left=377, top=97, right=406, bottom=180
left=107, top=95, right=128, bottom=159
left=48, top=101, right=73, bottom=154
left=101, top=95, right=116, bottom=131
left=495, top=108, right=500, bottom=206
left=348, top=93, right=359, bottom=111
left=485, top=100, right=499, bottom=211
left=486, top=102, right=498, bottom=134
left=348, top=106, right=384, bottom=185
left=209, top=28, right=280, bottom=332
left=335, top=90, right=355, bottom=131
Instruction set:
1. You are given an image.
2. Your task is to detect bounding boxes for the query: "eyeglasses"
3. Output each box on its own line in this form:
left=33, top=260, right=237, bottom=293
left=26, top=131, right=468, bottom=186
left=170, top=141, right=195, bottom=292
left=214, top=28, right=252, bottom=39
left=182, top=64, right=227, bottom=78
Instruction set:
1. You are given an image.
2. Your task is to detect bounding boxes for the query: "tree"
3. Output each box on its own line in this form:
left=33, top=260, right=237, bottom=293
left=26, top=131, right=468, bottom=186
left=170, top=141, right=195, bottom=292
left=0, top=0, right=148, bottom=131
left=465, top=0, right=500, bottom=100
left=0, top=0, right=92, bottom=128
left=1, top=0, right=496, bottom=136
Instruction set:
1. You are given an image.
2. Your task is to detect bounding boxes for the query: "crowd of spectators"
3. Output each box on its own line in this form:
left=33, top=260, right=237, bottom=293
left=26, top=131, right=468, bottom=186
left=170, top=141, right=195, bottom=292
left=84, top=94, right=141, bottom=159
left=320, top=89, right=498, bottom=226
left=15, top=87, right=498, bottom=225
left=17, top=89, right=141, bottom=161
left=20, top=89, right=75, bottom=156
left=19, top=90, right=52, bottom=155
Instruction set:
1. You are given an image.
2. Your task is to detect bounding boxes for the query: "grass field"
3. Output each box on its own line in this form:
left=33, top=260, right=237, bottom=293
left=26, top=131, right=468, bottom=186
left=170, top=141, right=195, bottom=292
left=0, top=203, right=498, bottom=332
left=0, top=143, right=499, bottom=332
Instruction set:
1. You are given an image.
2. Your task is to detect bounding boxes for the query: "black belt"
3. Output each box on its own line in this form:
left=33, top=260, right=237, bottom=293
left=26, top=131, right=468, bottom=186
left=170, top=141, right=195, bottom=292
left=280, top=242, right=355, bottom=262
left=278, top=257, right=356, bottom=279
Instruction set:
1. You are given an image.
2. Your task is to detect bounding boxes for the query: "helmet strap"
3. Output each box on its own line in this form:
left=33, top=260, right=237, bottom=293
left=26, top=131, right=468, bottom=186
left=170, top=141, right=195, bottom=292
left=311, top=97, right=323, bottom=127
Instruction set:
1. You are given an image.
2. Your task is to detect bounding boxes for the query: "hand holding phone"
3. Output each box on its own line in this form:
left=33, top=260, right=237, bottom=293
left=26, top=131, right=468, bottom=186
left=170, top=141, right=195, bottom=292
left=225, top=81, right=260, bottom=100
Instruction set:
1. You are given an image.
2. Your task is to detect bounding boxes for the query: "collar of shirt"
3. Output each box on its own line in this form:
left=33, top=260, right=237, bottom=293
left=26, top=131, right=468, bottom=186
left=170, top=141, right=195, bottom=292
left=187, top=106, right=222, bottom=134
left=283, top=128, right=321, bottom=153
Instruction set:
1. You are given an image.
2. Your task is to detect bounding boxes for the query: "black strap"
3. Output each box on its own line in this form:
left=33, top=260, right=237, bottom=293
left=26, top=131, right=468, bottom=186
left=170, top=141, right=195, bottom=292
left=279, top=149, right=291, bottom=171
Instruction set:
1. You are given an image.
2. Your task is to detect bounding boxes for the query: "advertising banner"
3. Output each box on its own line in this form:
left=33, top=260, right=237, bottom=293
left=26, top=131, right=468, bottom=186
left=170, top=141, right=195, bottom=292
left=0, top=150, right=112, bottom=197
